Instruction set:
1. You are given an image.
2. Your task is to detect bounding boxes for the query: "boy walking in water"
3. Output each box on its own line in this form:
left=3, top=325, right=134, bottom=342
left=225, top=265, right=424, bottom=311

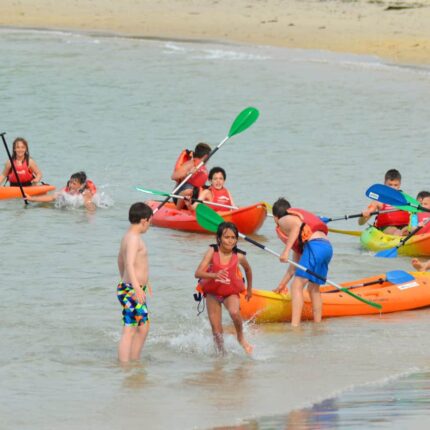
left=117, top=202, right=153, bottom=363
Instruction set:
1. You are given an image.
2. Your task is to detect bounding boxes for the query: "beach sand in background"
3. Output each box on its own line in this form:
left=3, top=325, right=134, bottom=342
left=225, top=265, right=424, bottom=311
left=1, top=0, right=430, bottom=65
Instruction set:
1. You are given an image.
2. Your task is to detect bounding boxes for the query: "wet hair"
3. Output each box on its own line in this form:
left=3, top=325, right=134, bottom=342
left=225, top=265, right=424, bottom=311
left=209, top=166, right=226, bottom=180
left=69, top=171, right=87, bottom=185
left=12, top=137, right=30, bottom=164
left=417, top=191, right=430, bottom=201
left=193, top=142, right=211, bottom=159
left=216, top=221, right=239, bottom=245
left=384, top=169, right=401, bottom=182
left=272, top=198, right=292, bottom=218
left=129, top=202, right=153, bottom=224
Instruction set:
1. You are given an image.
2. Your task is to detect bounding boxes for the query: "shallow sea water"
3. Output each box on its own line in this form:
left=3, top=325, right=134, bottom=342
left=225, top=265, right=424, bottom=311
left=1, top=28, right=430, bottom=430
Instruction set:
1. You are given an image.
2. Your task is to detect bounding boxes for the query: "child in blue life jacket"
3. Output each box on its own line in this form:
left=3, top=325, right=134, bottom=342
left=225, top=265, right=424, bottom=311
left=195, top=221, right=253, bottom=355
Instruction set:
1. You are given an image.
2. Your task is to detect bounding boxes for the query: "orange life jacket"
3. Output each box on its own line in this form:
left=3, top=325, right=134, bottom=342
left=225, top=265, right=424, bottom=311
left=63, top=179, right=97, bottom=195
left=172, top=149, right=208, bottom=188
left=198, top=245, right=246, bottom=297
left=275, top=208, right=328, bottom=254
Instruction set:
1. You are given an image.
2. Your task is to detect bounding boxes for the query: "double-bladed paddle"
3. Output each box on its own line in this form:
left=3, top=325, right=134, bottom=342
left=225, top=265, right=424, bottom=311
left=365, top=184, right=430, bottom=258
left=153, top=107, right=259, bottom=214
left=196, top=204, right=382, bottom=310
left=323, top=270, right=415, bottom=293
left=136, top=186, right=239, bottom=211
left=0, top=132, right=28, bottom=205
left=327, top=227, right=362, bottom=237
left=320, top=208, right=398, bottom=224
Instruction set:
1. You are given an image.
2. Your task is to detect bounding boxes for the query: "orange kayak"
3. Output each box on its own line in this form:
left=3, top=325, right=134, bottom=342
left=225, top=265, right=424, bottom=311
left=239, top=272, right=430, bottom=323
left=0, top=184, right=55, bottom=200
left=147, top=200, right=267, bottom=234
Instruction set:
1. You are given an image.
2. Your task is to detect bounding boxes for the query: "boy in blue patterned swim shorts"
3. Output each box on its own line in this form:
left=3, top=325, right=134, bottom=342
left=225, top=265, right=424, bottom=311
left=117, top=202, right=153, bottom=363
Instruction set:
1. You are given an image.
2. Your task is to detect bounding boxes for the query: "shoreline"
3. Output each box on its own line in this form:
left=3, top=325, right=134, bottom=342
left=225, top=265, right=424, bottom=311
left=1, top=0, right=430, bottom=65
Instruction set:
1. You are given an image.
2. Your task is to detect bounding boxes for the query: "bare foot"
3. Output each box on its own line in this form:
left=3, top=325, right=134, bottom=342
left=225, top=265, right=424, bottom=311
left=238, top=338, right=254, bottom=355
left=411, top=258, right=425, bottom=271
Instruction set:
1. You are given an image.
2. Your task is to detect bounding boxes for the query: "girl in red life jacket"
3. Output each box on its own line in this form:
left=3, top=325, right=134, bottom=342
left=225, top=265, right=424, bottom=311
left=194, top=166, right=235, bottom=212
left=195, top=221, right=253, bottom=355
left=26, top=171, right=97, bottom=211
left=272, top=198, right=333, bottom=328
left=170, top=142, right=211, bottom=210
left=0, top=137, right=42, bottom=186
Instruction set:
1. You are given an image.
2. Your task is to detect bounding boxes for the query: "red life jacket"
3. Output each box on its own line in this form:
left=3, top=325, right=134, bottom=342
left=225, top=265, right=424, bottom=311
left=209, top=186, right=232, bottom=212
left=415, top=213, right=430, bottom=234
left=8, top=159, right=34, bottom=184
left=199, top=245, right=246, bottom=297
left=275, top=208, right=328, bottom=254
left=374, top=203, right=409, bottom=228
left=63, top=179, right=97, bottom=194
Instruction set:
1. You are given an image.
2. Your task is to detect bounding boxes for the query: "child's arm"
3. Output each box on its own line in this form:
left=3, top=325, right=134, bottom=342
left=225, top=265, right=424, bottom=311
left=195, top=247, right=217, bottom=279
left=29, top=159, right=42, bottom=183
left=274, top=251, right=299, bottom=293
left=239, top=254, right=253, bottom=301
left=82, top=189, right=96, bottom=212
left=358, top=202, right=381, bottom=225
left=26, top=193, right=57, bottom=203
left=228, top=190, right=236, bottom=207
left=171, top=159, right=194, bottom=182
left=0, top=161, right=11, bottom=184
left=279, top=218, right=301, bottom=263
left=125, top=235, right=146, bottom=303
left=118, top=248, right=125, bottom=279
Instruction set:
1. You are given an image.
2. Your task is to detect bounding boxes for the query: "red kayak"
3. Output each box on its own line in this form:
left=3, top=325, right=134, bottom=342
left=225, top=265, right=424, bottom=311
left=0, top=184, right=55, bottom=200
left=147, top=200, right=267, bottom=234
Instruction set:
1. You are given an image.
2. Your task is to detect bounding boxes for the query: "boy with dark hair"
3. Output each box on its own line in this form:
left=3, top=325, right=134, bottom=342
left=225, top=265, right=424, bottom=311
left=358, top=169, right=408, bottom=235
left=171, top=142, right=211, bottom=209
left=272, top=198, right=332, bottom=327
left=117, top=202, right=153, bottom=363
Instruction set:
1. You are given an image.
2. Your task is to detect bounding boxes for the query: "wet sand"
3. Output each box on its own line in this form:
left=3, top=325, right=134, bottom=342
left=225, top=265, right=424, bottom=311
left=1, top=0, right=430, bottom=65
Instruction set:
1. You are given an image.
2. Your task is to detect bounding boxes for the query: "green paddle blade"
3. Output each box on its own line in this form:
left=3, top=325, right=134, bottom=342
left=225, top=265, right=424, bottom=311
left=399, top=192, right=420, bottom=213
left=196, top=203, right=224, bottom=233
left=136, top=187, right=170, bottom=197
left=228, top=107, right=259, bottom=138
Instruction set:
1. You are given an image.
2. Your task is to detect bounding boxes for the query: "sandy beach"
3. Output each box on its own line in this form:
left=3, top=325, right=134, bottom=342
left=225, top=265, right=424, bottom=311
left=1, top=0, right=430, bottom=65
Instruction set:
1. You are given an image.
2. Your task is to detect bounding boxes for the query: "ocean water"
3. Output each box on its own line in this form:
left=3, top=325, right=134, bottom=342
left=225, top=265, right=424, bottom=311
left=1, top=28, right=430, bottom=430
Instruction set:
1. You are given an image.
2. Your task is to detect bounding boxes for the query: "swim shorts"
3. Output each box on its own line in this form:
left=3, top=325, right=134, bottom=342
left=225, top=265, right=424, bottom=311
left=295, top=238, right=333, bottom=285
left=117, top=283, right=149, bottom=326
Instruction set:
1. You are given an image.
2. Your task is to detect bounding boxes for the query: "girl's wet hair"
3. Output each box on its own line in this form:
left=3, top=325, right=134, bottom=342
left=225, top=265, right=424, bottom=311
left=12, top=137, right=30, bottom=164
left=216, top=221, right=239, bottom=245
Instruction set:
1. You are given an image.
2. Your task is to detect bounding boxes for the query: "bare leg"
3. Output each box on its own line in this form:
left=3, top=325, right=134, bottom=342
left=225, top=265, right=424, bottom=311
left=130, top=322, right=150, bottom=361
left=307, top=282, right=322, bottom=323
left=384, top=226, right=403, bottom=236
left=223, top=295, right=253, bottom=355
left=206, top=295, right=225, bottom=355
left=176, top=189, right=193, bottom=209
left=291, top=277, right=307, bottom=327
left=118, top=326, right=137, bottom=363
left=411, top=258, right=430, bottom=271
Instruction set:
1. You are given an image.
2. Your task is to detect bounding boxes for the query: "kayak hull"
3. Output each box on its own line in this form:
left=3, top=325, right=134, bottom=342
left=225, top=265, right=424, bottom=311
left=239, top=272, right=430, bottom=323
left=0, top=185, right=56, bottom=200
left=147, top=200, right=267, bottom=235
left=361, top=226, right=430, bottom=257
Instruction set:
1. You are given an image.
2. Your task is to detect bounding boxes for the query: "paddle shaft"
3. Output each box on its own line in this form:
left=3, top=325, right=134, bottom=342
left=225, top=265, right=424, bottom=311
left=327, top=208, right=398, bottom=222
left=239, top=233, right=381, bottom=309
left=167, top=190, right=238, bottom=210
left=0, top=132, right=28, bottom=205
left=154, top=137, right=227, bottom=214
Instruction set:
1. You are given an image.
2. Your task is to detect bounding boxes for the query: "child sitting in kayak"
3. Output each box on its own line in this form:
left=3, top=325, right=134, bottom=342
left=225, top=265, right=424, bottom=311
left=26, top=171, right=97, bottom=211
left=171, top=142, right=211, bottom=209
left=195, top=221, right=253, bottom=355
left=192, top=166, right=236, bottom=212
left=0, top=137, right=43, bottom=186
left=272, top=198, right=333, bottom=327
left=398, top=191, right=430, bottom=236
left=358, top=169, right=409, bottom=235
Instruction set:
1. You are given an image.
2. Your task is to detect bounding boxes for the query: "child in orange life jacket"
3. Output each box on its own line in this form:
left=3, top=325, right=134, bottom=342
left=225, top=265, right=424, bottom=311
left=272, top=198, right=333, bottom=328
left=195, top=222, right=253, bottom=355
left=171, top=142, right=211, bottom=210
left=192, top=167, right=235, bottom=212
left=0, top=137, right=42, bottom=186
left=358, top=169, right=409, bottom=236
left=26, top=171, right=97, bottom=211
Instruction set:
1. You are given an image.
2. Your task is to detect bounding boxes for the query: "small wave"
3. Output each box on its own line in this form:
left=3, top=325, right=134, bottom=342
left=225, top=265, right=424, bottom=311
left=54, top=191, right=114, bottom=209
